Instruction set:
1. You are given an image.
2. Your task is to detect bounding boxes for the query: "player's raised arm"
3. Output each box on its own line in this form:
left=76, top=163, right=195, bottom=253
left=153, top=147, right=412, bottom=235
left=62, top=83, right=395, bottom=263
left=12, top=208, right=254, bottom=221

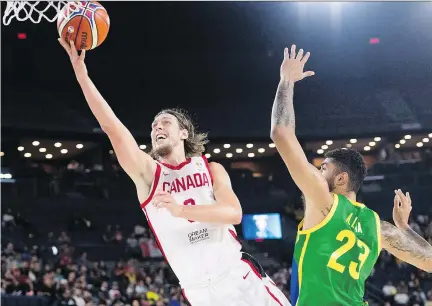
left=59, top=39, right=154, bottom=185
left=270, top=45, right=333, bottom=208
left=381, top=190, right=432, bottom=272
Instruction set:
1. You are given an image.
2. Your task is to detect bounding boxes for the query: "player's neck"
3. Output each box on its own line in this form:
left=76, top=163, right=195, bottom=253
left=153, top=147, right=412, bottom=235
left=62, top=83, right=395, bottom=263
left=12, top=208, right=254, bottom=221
left=159, top=150, right=187, bottom=166
left=339, top=191, right=357, bottom=202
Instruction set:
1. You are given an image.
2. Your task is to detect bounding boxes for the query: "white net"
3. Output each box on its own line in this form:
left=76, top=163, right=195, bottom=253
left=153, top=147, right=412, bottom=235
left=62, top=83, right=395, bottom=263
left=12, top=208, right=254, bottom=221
left=2, top=1, right=85, bottom=25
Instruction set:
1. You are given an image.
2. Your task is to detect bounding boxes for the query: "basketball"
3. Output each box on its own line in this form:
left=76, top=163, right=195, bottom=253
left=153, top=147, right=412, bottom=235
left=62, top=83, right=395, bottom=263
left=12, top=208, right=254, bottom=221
left=57, top=1, right=110, bottom=50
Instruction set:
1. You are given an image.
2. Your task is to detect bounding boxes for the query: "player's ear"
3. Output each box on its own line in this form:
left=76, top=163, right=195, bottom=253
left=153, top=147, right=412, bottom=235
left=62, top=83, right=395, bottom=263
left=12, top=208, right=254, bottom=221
left=180, top=129, right=189, bottom=141
left=336, top=172, right=349, bottom=187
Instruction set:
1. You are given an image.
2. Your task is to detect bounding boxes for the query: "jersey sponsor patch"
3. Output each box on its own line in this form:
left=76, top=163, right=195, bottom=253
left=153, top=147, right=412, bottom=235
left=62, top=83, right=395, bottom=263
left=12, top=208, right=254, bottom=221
left=167, top=225, right=222, bottom=248
left=188, top=228, right=210, bottom=244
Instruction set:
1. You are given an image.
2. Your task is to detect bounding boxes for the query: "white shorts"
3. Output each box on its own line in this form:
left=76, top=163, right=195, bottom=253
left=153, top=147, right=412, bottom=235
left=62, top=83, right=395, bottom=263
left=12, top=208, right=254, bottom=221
left=181, top=255, right=291, bottom=306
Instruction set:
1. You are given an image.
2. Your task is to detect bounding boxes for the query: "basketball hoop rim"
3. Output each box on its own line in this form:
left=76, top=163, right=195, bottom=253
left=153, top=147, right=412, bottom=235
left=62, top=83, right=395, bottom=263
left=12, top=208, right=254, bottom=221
left=2, top=1, right=85, bottom=26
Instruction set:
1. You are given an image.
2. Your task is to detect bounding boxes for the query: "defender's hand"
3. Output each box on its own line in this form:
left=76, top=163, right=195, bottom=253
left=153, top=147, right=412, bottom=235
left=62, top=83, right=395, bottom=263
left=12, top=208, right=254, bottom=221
left=280, top=44, right=315, bottom=82
left=152, top=191, right=183, bottom=218
left=393, top=189, right=412, bottom=230
left=58, top=38, right=88, bottom=80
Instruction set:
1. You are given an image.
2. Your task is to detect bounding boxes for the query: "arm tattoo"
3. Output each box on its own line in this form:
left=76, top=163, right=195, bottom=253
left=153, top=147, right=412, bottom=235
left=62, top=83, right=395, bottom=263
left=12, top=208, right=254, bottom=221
left=271, top=80, right=295, bottom=128
left=381, top=221, right=432, bottom=262
left=321, top=206, right=331, bottom=217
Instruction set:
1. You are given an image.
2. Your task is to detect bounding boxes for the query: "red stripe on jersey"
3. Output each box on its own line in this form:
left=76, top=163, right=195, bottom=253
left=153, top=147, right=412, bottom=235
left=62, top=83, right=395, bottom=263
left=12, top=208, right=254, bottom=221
left=159, top=158, right=191, bottom=170
left=181, top=289, right=190, bottom=303
left=265, top=285, right=283, bottom=306
left=228, top=229, right=242, bottom=246
left=140, top=164, right=169, bottom=261
left=140, top=164, right=162, bottom=209
left=202, top=155, right=214, bottom=185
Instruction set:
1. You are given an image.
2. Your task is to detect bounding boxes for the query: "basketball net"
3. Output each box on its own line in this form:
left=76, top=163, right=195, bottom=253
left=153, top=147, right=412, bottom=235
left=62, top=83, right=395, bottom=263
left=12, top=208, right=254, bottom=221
left=2, top=1, right=85, bottom=25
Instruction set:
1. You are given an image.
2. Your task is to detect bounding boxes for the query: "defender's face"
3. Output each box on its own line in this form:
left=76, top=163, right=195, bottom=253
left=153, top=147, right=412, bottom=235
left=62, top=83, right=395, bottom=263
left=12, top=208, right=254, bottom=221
left=151, top=113, right=187, bottom=157
left=320, top=158, right=337, bottom=192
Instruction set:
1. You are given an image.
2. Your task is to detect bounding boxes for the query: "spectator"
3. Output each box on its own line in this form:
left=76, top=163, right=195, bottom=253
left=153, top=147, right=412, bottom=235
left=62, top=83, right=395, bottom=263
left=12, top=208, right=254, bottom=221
left=57, top=231, right=71, bottom=245
left=134, top=225, right=146, bottom=238
left=58, top=288, right=77, bottom=306
left=102, top=225, right=112, bottom=243
left=394, top=282, right=410, bottom=305
left=113, top=225, right=123, bottom=243
left=73, top=288, right=86, bottom=306
left=3, top=242, right=15, bottom=257
left=2, top=209, right=16, bottom=229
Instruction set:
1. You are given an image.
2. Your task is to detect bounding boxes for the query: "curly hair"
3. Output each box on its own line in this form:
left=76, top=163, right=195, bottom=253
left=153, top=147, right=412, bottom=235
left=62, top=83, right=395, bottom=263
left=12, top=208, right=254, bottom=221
left=325, top=148, right=367, bottom=193
left=150, top=108, right=209, bottom=159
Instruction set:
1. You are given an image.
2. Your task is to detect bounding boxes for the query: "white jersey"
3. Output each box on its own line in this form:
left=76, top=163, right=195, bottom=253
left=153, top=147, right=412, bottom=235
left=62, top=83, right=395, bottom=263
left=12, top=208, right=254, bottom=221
left=140, top=156, right=242, bottom=285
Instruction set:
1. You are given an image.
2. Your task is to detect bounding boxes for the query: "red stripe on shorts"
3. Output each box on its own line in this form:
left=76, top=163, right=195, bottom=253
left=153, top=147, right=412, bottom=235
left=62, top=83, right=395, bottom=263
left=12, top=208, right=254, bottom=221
left=265, top=285, right=283, bottom=306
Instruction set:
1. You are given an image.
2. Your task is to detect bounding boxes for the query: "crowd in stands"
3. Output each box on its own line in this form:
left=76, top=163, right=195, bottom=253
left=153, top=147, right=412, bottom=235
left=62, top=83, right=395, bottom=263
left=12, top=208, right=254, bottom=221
left=2, top=207, right=432, bottom=306
left=373, top=214, right=432, bottom=306
left=1, top=222, right=189, bottom=306
left=2, top=150, right=432, bottom=305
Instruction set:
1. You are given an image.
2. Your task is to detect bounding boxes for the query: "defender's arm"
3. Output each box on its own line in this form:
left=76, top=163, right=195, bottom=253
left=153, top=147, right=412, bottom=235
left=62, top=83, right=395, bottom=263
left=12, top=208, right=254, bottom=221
left=271, top=46, right=332, bottom=209
left=381, top=220, right=432, bottom=272
left=380, top=189, right=432, bottom=272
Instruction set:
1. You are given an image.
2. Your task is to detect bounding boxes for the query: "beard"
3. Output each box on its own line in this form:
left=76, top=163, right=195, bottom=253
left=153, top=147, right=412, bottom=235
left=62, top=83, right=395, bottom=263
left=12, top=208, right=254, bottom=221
left=300, top=176, right=335, bottom=208
left=326, top=176, right=336, bottom=192
left=153, top=143, right=172, bottom=158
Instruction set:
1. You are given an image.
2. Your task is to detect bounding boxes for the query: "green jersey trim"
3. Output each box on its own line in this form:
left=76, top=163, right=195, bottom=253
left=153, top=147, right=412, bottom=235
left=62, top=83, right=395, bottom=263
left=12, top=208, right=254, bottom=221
left=373, top=211, right=382, bottom=251
left=295, top=233, right=311, bottom=306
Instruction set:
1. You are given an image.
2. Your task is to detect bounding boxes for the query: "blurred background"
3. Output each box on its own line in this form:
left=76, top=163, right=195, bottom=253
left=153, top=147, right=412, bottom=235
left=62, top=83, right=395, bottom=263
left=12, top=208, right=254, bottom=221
left=1, top=2, right=432, bottom=306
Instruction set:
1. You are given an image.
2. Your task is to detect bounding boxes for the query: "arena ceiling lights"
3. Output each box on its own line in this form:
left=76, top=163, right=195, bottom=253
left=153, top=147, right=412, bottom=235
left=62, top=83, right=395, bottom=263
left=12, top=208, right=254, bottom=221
left=15, top=140, right=94, bottom=160
left=307, top=133, right=431, bottom=155
left=204, top=142, right=277, bottom=159
left=5, top=133, right=431, bottom=162
left=395, top=133, right=431, bottom=150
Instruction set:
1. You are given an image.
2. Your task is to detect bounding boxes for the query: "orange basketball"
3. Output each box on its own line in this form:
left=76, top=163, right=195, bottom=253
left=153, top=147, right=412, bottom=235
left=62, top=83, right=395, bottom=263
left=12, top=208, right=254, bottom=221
left=57, top=1, right=110, bottom=50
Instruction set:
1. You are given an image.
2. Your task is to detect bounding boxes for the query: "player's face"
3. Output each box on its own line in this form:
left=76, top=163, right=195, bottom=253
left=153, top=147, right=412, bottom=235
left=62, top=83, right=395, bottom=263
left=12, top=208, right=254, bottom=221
left=320, top=159, right=337, bottom=192
left=151, top=113, right=188, bottom=157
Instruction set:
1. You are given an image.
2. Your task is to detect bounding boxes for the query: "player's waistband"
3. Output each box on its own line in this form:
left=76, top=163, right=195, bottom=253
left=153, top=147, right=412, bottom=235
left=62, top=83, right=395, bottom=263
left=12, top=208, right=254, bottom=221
left=241, top=252, right=267, bottom=278
left=179, top=252, right=265, bottom=289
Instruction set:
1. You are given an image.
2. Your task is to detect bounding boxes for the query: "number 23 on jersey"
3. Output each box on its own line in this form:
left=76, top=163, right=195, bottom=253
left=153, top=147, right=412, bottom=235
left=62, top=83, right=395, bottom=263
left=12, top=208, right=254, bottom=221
left=327, top=229, right=371, bottom=280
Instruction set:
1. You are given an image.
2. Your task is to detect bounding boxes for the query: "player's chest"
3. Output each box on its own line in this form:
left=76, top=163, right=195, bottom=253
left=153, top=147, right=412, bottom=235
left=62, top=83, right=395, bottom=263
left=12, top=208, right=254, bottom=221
left=160, top=171, right=212, bottom=194
left=159, top=166, right=214, bottom=200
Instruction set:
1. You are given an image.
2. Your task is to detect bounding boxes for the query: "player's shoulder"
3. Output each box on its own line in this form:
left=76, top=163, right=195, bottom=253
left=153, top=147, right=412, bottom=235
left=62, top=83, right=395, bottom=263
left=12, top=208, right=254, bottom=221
left=208, top=161, right=227, bottom=173
left=206, top=162, right=232, bottom=185
left=208, top=161, right=222, bottom=168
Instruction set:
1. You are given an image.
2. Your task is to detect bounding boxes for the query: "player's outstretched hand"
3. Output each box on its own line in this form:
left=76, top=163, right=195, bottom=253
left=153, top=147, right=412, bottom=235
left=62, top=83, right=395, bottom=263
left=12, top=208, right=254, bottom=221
left=152, top=191, right=183, bottom=218
left=393, top=189, right=412, bottom=230
left=280, top=44, right=315, bottom=83
left=58, top=38, right=88, bottom=80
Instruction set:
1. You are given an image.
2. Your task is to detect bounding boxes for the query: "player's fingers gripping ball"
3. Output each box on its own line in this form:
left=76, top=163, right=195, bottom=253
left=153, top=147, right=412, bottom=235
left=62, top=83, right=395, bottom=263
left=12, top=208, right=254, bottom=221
left=57, top=1, right=110, bottom=50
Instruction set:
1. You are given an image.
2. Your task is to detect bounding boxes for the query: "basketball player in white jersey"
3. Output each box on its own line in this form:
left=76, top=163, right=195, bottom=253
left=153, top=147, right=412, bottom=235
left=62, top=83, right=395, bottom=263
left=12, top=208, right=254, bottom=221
left=59, top=39, right=290, bottom=306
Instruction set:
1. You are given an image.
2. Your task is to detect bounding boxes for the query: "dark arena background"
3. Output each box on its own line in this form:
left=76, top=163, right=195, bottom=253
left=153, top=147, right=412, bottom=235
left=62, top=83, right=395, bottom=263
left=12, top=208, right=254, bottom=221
left=1, top=1, right=432, bottom=306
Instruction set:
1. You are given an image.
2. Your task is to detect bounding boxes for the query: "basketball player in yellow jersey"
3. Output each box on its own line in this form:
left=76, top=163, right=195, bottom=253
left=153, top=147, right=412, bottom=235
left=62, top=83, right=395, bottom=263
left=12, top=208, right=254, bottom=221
left=269, top=44, right=432, bottom=305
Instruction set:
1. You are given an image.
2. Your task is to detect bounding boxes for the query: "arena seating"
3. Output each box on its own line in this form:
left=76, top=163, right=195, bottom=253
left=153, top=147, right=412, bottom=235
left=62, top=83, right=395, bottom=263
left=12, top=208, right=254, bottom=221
left=2, top=151, right=432, bottom=305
